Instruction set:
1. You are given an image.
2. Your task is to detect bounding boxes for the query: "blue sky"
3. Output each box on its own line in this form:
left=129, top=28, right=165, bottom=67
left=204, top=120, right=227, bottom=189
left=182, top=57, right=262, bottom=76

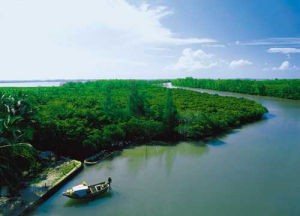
left=0, top=0, right=300, bottom=80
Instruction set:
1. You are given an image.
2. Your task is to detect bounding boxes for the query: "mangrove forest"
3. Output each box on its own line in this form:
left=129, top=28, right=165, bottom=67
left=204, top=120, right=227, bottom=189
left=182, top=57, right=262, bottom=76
left=0, top=80, right=268, bottom=191
left=172, top=78, right=300, bottom=100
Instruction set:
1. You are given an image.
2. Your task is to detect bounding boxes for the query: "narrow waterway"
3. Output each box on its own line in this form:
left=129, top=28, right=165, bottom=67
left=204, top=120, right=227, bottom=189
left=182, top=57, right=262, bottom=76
left=30, top=84, right=300, bottom=216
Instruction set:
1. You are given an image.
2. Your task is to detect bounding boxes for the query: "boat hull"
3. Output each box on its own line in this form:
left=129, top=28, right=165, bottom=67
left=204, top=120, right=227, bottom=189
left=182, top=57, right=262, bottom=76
left=63, top=187, right=109, bottom=199
left=84, top=152, right=114, bottom=166
left=63, top=181, right=111, bottom=200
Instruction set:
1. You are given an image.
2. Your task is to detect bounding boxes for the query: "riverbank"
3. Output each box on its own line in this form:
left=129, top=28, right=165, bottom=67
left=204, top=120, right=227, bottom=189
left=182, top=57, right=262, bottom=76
left=0, top=159, right=82, bottom=216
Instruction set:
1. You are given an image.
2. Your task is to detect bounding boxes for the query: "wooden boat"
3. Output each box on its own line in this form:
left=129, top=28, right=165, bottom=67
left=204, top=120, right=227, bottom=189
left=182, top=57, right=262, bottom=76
left=84, top=151, right=113, bottom=166
left=62, top=177, right=112, bottom=199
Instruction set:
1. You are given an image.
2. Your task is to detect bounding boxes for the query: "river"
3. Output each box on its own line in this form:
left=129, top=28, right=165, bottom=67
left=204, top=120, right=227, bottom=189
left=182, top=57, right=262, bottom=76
left=29, top=84, right=300, bottom=216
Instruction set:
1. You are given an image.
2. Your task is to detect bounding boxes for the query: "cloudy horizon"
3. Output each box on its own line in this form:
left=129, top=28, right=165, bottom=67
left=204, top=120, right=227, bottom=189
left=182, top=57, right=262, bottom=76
left=1, top=0, right=300, bottom=80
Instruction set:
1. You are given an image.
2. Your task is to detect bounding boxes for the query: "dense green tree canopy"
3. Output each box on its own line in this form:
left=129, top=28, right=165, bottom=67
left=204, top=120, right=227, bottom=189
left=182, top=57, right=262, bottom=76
left=172, top=78, right=300, bottom=100
left=0, top=80, right=267, bottom=160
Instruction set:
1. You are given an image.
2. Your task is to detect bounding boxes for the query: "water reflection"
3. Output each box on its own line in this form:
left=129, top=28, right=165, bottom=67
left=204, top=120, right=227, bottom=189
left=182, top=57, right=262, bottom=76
left=205, top=138, right=226, bottom=146
left=95, top=142, right=210, bottom=176
left=64, top=192, right=113, bottom=208
left=263, top=113, right=276, bottom=120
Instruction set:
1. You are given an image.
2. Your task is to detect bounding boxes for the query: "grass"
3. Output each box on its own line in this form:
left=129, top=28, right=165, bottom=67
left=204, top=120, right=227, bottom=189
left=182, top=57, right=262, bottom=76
left=30, top=160, right=81, bottom=186
left=53, top=160, right=81, bottom=185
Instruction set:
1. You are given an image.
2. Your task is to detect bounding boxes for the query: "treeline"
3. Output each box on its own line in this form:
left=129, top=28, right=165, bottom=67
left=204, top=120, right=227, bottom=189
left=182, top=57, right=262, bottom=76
left=0, top=80, right=267, bottom=190
left=172, top=78, right=300, bottom=100
left=1, top=80, right=267, bottom=158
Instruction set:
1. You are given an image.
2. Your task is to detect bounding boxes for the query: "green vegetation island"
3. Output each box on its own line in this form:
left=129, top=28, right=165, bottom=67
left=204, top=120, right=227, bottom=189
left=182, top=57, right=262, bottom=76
left=172, top=78, right=300, bottom=100
left=0, top=80, right=267, bottom=197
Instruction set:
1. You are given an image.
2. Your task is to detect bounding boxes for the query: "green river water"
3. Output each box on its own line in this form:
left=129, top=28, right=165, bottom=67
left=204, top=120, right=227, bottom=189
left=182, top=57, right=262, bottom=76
left=30, top=85, right=300, bottom=216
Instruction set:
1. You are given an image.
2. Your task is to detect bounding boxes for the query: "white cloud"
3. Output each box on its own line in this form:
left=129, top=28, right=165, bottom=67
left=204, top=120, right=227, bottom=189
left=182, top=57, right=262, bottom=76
left=168, top=48, right=224, bottom=71
left=99, top=58, right=147, bottom=67
left=202, top=44, right=226, bottom=48
left=271, top=61, right=298, bottom=71
left=277, top=61, right=289, bottom=70
left=229, top=59, right=253, bottom=69
left=236, top=38, right=300, bottom=46
left=147, top=47, right=172, bottom=51
left=0, top=0, right=215, bottom=80
left=268, top=48, right=300, bottom=54
left=168, top=49, right=254, bottom=72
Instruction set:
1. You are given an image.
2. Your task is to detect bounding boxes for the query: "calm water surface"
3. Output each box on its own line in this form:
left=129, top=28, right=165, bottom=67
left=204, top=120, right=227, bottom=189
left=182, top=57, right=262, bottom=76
left=30, top=85, right=300, bottom=216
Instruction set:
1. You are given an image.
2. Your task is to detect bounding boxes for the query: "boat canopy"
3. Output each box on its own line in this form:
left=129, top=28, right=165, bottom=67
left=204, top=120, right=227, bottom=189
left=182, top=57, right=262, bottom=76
left=72, top=184, right=88, bottom=197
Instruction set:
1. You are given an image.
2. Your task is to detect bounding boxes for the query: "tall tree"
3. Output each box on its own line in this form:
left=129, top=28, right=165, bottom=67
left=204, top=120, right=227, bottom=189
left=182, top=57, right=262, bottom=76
left=102, top=84, right=114, bottom=119
left=163, top=89, right=178, bottom=133
left=128, top=82, right=145, bottom=117
left=0, top=93, right=38, bottom=192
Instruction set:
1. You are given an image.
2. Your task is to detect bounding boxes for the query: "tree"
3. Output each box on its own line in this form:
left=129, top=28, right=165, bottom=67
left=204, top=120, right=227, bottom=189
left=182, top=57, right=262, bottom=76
left=128, top=82, right=145, bottom=117
left=258, top=84, right=266, bottom=96
left=102, top=85, right=113, bottom=112
left=102, top=124, right=125, bottom=147
left=163, top=89, right=178, bottom=134
left=0, top=94, right=39, bottom=192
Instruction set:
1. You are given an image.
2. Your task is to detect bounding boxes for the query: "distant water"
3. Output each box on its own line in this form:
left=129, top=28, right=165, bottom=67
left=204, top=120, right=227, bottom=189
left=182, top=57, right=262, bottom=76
left=0, top=82, right=62, bottom=87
